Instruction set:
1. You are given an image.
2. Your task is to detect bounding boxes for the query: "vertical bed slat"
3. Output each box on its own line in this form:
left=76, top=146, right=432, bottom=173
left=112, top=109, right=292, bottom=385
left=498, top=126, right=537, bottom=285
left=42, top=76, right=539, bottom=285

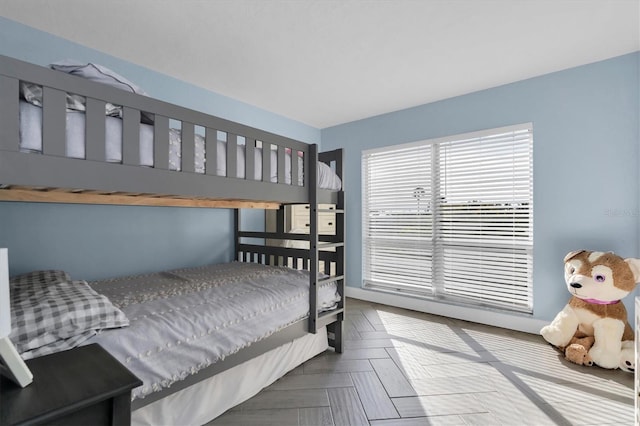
left=154, top=116, right=170, bottom=170
left=0, top=75, right=19, bottom=152
left=227, top=133, right=238, bottom=178
left=336, top=153, right=344, bottom=182
left=291, top=150, right=299, bottom=187
left=277, top=145, right=286, bottom=184
left=262, top=142, right=271, bottom=182
left=303, top=149, right=310, bottom=188
left=181, top=122, right=195, bottom=173
left=122, top=107, right=140, bottom=165
left=85, top=98, right=106, bottom=162
left=42, top=87, right=66, bottom=157
left=205, top=128, right=218, bottom=175
left=245, top=138, right=255, bottom=180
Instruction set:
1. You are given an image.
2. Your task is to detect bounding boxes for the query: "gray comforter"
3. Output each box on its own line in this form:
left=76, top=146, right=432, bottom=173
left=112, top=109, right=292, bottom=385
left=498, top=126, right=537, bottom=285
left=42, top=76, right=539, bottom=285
left=85, top=262, right=340, bottom=400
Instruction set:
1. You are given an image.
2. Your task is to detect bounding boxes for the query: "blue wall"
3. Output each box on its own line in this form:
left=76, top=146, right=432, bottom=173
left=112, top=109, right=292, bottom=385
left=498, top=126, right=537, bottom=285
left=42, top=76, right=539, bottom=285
left=2, top=18, right=639, bottom=325
left=0, top=203, right=234, bottom=280
left=322, top=52, right=640, bottom=323
left=0, top=18, right=320, bottom=280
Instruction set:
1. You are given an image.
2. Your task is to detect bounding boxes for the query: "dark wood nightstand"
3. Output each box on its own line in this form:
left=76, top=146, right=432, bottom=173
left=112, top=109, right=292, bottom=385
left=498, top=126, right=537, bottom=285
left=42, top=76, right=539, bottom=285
left=1, top=343, right=142, bottom=426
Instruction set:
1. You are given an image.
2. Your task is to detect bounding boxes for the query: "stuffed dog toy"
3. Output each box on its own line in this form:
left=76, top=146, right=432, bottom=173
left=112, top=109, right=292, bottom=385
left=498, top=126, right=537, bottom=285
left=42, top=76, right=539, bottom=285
left=540, top=250, right=640, bottom=372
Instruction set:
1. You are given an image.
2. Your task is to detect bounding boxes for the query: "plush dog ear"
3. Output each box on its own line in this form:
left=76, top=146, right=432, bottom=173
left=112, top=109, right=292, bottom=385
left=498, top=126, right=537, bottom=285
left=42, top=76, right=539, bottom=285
left=564, top=250, right=587, bottom=263
left=625, top=258, right=640, bottom=283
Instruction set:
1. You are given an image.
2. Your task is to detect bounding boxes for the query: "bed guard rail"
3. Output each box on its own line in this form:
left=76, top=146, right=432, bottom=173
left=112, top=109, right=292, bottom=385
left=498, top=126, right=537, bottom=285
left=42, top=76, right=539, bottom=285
left=0, top=55, right=314, bottom=205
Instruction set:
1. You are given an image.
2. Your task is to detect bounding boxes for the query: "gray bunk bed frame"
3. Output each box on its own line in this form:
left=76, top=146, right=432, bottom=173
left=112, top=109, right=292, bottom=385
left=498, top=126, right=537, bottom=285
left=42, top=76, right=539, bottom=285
left=0, top=54, right=345, bottom=411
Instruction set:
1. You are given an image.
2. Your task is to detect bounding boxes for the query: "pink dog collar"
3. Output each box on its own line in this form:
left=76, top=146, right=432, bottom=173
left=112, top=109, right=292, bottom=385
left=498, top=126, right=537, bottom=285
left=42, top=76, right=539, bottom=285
left=582, top=298, right=620, bottom=305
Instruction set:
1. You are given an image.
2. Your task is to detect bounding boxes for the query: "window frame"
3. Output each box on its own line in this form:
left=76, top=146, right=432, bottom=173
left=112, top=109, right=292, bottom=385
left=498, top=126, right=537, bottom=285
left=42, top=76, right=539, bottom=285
left=362, top=123, right=534, bottom=314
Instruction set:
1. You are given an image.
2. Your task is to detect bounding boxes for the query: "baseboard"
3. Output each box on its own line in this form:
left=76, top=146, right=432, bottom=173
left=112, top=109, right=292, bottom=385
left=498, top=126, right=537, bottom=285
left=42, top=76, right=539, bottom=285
left=345, top=287, right=549, bottom=335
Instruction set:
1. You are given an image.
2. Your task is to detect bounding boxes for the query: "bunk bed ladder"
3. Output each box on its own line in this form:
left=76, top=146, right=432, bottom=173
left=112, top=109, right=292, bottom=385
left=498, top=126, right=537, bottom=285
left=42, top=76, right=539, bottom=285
left=326, top=188, right=345, bottom=353
left=314, top=146, right=345, bottom=354
left=234, top=145, right=345, bottom=354
left=308, top=144, right=319, bottom=335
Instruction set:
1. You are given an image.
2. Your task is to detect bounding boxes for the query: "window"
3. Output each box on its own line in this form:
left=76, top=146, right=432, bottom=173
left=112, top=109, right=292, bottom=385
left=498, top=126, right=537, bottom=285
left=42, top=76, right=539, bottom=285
left=362, top=124, right=533, bottom=313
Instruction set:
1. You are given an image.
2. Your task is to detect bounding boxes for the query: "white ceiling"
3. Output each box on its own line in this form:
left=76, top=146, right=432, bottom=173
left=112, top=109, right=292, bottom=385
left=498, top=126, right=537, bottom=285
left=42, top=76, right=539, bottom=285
left=1, top=0, right=638, bottom=128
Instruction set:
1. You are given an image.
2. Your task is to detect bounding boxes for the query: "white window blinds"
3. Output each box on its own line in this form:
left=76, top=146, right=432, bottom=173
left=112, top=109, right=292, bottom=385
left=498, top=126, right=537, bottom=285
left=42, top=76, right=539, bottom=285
left=362, top=124, right=533, bottom=313
left=362, top=144, right=434, bottom=296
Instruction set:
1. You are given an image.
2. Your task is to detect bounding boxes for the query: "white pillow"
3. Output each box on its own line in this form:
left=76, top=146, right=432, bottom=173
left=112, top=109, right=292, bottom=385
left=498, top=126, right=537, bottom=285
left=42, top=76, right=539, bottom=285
left=49, top=60, right=153, bottom=124
left=50, top=60, right=147, bottom=95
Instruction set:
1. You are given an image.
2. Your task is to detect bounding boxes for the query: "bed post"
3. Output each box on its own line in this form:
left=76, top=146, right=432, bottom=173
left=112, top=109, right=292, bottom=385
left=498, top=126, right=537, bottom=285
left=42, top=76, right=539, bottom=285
left=234, top=209, right=240, bottom=262
left=308, top=144, right=319, bottom=333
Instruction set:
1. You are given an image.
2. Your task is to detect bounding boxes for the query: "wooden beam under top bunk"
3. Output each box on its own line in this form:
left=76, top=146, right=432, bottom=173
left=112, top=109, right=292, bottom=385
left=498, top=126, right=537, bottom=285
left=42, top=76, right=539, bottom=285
left=0, top=185, right=281, bottom=209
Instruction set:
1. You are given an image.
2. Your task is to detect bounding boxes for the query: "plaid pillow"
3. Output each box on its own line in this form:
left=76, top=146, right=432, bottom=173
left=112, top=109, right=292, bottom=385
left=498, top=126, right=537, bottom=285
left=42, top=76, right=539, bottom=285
left=10, top=270, right=71, bottom=288
left=9, top=279, right=129, bottom=360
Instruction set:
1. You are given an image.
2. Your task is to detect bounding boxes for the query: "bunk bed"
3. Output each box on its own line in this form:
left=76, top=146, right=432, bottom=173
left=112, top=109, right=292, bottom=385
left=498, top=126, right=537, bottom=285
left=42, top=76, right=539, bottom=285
left=0, top=54, right=346, bottom=425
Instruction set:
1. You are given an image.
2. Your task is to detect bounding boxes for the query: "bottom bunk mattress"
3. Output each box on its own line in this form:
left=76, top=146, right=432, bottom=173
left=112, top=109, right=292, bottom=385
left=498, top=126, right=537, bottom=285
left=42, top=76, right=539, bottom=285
left=83, top=262, right=341, bottom=402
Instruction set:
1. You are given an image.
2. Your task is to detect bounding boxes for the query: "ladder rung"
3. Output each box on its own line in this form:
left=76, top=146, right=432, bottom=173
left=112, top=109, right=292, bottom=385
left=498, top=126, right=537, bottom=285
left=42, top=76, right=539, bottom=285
left=319, top=308, right=344, bottom=318
left=318, top=275, right=344, bottom=285
left=318, top=242, right=344, bottom=249
left=318, top=208, right=344, bottom=214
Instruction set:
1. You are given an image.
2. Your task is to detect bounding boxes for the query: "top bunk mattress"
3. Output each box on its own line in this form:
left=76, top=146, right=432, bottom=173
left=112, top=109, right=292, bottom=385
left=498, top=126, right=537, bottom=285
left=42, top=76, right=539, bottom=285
left=84, top=262, right=341, bottom=401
